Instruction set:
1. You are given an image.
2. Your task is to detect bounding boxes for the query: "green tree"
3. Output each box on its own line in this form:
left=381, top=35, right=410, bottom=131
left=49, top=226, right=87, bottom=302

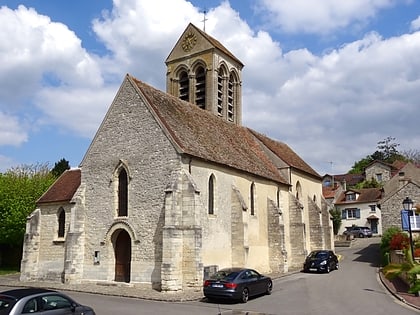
left=348, top=156, right=373, bottom=174
left=51, top=158, right=70, bottom=178
left=354, top=178, right=382, bottom=189
left=329, top=208, right=342, bottom=235
left=0, top=163, right=56, bottom=266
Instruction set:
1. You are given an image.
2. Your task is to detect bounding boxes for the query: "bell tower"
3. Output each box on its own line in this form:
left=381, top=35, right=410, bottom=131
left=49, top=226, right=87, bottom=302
left=165, top=23, right=244, bottom=125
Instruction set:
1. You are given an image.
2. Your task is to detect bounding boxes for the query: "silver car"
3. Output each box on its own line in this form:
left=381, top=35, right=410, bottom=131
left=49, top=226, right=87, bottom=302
left=343, top=226, right=373, bottom=238
left=0, top=288, right=95, bottom=315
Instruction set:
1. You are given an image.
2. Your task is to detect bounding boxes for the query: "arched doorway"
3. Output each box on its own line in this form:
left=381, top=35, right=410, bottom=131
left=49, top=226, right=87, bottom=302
left=113, top=229, right=131, bottom=282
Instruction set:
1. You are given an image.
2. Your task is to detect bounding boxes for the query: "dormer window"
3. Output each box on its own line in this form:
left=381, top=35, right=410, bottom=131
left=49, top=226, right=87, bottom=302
left=345, top=192, right=356, bottom=201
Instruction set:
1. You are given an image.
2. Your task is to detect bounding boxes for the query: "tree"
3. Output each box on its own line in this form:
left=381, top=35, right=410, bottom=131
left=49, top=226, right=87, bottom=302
left=0, top=163, right=56, bottom=266
left=51, top=158, right=70, bottom=178
left=348, top=156, right=373, bottom=174
left=329, top=208, right=342, bottom=235
left=402, top=149, right=420, bottom=164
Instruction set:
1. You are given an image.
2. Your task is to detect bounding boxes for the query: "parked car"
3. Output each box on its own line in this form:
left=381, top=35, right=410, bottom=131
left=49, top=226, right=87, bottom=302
left=343, top=226, right=373, bottom=238
left=303, top=250, right=339, bottom=273
left=0, top=288, right=96, bottom=315
left=203, top=267, right=272, bottom=303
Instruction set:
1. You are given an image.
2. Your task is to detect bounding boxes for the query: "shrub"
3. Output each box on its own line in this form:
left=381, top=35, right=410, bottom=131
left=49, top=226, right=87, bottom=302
left=389, top=232, right=410, bottom=250
left=380, top=227, right=402, bottom=266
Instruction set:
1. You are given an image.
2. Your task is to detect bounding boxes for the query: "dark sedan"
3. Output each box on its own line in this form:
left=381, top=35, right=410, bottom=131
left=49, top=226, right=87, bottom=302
left=303, top=250, right=339, bottom=273
left=203, top=267, right=272, bottom=303
left=0, top=288, right=95, bottom=315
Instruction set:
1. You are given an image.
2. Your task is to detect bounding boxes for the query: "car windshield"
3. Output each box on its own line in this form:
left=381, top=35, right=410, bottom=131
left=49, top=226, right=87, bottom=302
left=309, top=251, right=328, bottom=259
left=0, top=295, right=16, bottom=313
left=210, top=269, right=240, bottom=281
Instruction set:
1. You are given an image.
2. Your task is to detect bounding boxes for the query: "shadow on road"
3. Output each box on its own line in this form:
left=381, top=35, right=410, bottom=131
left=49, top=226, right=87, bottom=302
left=353, top=242, right=381, bottom=267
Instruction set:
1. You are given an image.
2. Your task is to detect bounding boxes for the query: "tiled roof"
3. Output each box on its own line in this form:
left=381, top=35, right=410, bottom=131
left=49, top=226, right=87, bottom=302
left=131, top=75, right=302, bottom=185
left=37, top=169, right=81, bottom=204
left=248, top=129, right=320, bottom=179
left=325, top=173, right=365, bottom=186
left=190, top=23, right=244, bottom=67
left=335, top=188, right=382, bottom=205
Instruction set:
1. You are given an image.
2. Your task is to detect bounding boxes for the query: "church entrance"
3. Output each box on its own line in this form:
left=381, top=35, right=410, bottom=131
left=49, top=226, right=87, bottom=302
left=113, top=229, right=131, bottom=282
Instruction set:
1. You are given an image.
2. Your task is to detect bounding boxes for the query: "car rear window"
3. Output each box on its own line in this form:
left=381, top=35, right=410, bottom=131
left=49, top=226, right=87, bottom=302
left=210, top=270, right=240, bottom=281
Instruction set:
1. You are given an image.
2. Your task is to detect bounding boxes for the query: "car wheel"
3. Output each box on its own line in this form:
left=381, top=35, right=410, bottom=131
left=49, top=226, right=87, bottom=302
left=335, top=262, right=339, bottom=270
left=359, top=233, right=364, bottom=238
left=241, top=288, right=249, bottom=303
left=266, top=281, right=273, bottom=295
left=326, top=265, right=330, bottom=273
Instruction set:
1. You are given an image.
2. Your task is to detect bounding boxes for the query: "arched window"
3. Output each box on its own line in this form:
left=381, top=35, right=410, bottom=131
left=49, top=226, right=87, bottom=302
left=179, top=71, right=189, bottom=101
left=118, top=169, right=128, bottom=217
left=58, top=208, right=65, bottom=238
left=195, top=66, right=206, bottom=108
left=217, top=67, right=226, bottom=115
left=296, top=181, right=302, bottom=200
left=227, top=74, right=235, bottom=121
left=250, top=182, right=256, bottom=215
left=208, top=174, right=215, bottom=215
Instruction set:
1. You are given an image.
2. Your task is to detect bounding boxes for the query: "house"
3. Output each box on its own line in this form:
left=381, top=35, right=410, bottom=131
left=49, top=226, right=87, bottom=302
left=379, top=162, right=420, bottom=233
left=334, top=188, right=383, bottom=235
left=20, top=23, right=332, bottom=291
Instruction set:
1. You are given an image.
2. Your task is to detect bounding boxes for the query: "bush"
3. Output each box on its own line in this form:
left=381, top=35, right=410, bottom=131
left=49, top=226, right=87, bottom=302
left=389, top=232, right=410, bottom=250
left=380, top=227, right=402, bottom=266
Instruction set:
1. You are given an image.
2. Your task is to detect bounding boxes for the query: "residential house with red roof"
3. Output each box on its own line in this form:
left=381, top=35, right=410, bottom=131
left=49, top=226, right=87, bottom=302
left=20, top=24, right=332, bottom=291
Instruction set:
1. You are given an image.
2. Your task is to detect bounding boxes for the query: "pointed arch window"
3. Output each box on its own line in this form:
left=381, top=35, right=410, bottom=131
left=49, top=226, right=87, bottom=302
left=208, top=174, right=215, bottom=215
left=250, top=182, right=256, bottom=216
left=58, top=208, right=65, bottom=238
left=195, top=66, right=206, bottom=109
left=217, top=67, right=225, bottom=115
left=227, top=74, right=235, bottom=121
left=179, top=71, right=189, bottom=101
left=118, top=169, right=128, bottom=217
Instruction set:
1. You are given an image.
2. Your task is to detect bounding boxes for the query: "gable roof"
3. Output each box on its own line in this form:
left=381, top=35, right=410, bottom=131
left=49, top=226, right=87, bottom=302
left=130, top=75, right=316, bottom=185
left=165, top=23, right=244, bottom=67
left=248, top=129, right=320, bottom=179
left=37, top=169, right=81, bottom=204
left=335, top=188, right=382, bottom=205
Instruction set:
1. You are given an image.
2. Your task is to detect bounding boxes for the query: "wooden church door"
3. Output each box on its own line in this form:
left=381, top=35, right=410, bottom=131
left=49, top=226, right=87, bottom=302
left=114, top=230, right=131, bottom=282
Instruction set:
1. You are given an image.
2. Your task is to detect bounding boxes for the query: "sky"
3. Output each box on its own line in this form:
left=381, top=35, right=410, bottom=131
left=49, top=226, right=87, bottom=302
left=1, top=0, right=420, bottom=176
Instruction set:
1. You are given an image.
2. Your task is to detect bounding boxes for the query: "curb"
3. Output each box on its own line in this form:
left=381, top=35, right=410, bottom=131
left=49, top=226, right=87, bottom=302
left=377, top=268, right=420, bottom=311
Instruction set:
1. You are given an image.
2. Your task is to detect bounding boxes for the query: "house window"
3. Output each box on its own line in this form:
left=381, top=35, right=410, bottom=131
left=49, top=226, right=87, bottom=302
left=195, top=66, right=206, bottom=108
left=58, top=208, right=65, bottom=238
left=179, top=71, right=189, bottom=101
left=369, top=205, right=376, bottom=212
left=376, top=173, right=382, bottom=182
left=118, top=168, right=128, bottom=217
left=345, top=193, right=356, bottom=201
left=250, top=182, right=256, bottom=215
left=342, top=208, right=360, bottom=219
left=208, top=174, right=215, bottom=215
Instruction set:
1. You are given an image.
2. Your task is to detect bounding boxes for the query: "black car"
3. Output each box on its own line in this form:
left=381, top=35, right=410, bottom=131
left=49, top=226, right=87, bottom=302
left=0, top=288, right=96, bottom=315
left=203, top=267, right=272, bottom=303
left=303, top=250, right=339, bottom=273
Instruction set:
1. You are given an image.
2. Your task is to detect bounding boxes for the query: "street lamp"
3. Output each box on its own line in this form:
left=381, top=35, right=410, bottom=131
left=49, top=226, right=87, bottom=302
left=402, top=196, right=415, bottom=261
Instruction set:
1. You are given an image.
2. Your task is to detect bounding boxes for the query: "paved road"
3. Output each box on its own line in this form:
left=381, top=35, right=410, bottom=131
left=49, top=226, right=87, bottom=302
left=1, top=238, right=419, bottom=314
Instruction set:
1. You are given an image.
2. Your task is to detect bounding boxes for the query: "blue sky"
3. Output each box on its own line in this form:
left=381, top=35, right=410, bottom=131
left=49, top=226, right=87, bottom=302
left=1, top=0, right=420, bottom=175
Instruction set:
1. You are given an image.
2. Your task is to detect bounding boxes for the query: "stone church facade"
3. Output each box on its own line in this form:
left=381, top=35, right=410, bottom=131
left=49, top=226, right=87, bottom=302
left=20, top=24, right=333, bottom=291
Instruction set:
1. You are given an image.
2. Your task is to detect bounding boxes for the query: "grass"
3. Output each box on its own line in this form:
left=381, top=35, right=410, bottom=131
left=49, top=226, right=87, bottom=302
left=0, top=267, right=20, bottom=275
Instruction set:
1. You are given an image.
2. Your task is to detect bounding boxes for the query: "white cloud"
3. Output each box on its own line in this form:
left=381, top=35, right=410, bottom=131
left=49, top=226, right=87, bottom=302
left=255, top=0, right=398, bottom=34
left=410, top=15, right=420, bottom=31
left=0, top=112, right=27, bottom=146
left=1, top=0, right=420, bottom=175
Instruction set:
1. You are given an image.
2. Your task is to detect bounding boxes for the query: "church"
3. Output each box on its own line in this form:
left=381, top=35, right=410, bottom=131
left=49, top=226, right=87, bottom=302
left=20, top=23, right=333, bottom=291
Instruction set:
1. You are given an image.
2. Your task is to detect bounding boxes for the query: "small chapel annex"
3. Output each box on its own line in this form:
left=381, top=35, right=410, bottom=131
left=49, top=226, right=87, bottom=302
left=20, top=23, right=333, bottom=291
